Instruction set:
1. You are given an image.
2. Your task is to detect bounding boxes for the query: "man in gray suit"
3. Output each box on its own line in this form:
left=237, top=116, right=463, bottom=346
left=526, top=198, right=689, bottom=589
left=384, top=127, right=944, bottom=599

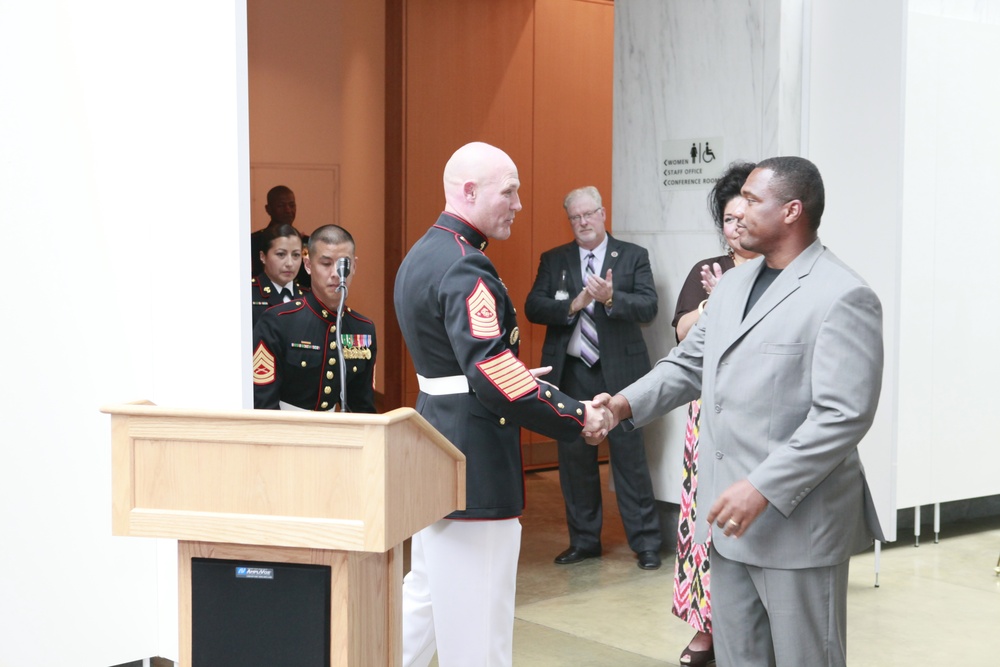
left=596, top=157, right=884, bottom=666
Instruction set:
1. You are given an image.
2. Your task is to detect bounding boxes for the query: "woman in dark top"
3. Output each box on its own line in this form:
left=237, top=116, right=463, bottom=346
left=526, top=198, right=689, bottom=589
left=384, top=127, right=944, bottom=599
left=250, top=224, right=305, bottom=326
left=671, top=161, right=758, bottom=667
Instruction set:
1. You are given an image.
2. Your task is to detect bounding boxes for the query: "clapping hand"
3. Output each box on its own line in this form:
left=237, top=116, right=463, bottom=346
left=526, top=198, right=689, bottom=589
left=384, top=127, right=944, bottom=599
left=699, top=262, right=723, bottom=295
left=585, top=268, right=614, bottom=304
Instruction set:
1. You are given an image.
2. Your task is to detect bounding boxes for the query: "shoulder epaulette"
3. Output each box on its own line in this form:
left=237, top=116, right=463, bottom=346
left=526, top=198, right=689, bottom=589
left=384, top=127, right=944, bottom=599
left=345, top=308, right=374, bottom=325
left=273, top=299, right=307, bottom=315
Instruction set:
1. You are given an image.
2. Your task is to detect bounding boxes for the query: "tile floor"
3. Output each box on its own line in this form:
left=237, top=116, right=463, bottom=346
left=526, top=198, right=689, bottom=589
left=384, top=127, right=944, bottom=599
left=447, top=466, right=1000, bottom=666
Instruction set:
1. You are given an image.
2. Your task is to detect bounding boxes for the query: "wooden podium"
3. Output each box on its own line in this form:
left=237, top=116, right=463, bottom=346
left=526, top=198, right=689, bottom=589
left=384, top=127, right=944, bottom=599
left=103, top=402, right=465, bottom=667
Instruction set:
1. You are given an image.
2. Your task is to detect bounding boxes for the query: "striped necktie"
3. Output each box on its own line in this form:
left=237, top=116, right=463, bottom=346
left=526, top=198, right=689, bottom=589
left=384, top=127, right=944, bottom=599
left=579, top=253, right=600, bottom=367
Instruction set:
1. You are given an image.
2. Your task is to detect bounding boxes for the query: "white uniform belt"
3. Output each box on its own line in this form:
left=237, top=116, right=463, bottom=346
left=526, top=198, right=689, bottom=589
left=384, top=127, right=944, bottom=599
left=417, top=374, right=470, bottom=395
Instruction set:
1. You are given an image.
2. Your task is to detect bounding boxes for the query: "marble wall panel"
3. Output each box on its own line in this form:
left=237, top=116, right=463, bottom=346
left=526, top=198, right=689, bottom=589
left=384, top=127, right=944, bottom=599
left=614, top=0, right=800, bottom=499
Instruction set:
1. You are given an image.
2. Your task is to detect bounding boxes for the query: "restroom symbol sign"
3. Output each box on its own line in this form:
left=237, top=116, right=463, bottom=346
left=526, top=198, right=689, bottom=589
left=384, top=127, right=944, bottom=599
left=691, top=141, right=716, bottom=163
left=660, top=137, right=726, bottom=191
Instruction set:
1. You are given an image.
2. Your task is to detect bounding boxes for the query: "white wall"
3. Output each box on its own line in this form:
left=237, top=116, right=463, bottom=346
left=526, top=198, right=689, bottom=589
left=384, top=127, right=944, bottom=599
left=805, top=0, right=906, bottom=541
left=0, top=1, right=249, bottom=663
left=896, top=1, right=1000, bottom=507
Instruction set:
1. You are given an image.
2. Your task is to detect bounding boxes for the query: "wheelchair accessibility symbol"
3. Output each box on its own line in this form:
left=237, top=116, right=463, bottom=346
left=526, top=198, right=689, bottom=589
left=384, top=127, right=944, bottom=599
left=691, top=141, right=716, bottom=164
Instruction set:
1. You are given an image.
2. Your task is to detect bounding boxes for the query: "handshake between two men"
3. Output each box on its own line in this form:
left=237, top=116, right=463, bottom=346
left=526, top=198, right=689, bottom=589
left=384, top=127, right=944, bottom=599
left=580, top=392, right=626, bottom=445
left=529, top=366, right=621, bottom=444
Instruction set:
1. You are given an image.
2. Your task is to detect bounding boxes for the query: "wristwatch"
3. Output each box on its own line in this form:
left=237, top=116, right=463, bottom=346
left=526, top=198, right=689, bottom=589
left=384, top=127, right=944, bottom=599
left=604, top=296, right=614, bottom=308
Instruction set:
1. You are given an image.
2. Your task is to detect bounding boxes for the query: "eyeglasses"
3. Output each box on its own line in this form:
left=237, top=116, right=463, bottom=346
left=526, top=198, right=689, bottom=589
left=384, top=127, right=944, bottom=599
left=568, top=207, right=603, bottom=224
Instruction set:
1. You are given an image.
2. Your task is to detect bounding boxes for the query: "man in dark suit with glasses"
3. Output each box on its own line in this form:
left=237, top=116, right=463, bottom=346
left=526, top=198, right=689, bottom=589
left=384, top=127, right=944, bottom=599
left=525, top=185, right=663, bottom=570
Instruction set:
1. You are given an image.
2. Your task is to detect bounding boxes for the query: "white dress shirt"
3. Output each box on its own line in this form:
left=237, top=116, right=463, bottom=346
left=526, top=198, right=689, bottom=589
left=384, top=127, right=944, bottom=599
left=566, top=235, right=608, bottom=360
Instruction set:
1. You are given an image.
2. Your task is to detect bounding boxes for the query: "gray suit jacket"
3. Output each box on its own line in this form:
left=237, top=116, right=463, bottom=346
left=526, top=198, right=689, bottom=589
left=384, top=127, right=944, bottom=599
left=621, top=239, right=884, bottom=569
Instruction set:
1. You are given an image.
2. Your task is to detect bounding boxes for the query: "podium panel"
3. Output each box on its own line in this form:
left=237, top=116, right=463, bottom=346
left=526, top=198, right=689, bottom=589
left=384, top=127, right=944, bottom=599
left=180, top=540, right=402, bottom=666
left=191, top=558, right=331, bottom=667
left=103, top=403, right=463, bottom=666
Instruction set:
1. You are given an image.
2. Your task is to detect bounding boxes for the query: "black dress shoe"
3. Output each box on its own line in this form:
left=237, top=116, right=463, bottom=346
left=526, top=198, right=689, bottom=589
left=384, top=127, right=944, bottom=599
left=637, top=550, right=661, bottom=570
left=553, top=546, right=601, bottom=565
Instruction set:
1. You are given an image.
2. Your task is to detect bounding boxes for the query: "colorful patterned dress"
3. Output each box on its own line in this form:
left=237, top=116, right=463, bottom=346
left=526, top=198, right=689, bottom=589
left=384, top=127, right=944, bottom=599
left=668, top=253, right=735, bottom=633
left=671, top=399, right=711, bottom=632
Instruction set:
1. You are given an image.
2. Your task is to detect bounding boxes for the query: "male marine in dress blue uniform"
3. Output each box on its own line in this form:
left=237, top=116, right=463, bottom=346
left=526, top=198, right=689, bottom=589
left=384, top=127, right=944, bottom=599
left=252, top=290, right=375, bottom=412
left=253, top=224, right=375, bottom=413
left=394, top=142, right=608, bottom=667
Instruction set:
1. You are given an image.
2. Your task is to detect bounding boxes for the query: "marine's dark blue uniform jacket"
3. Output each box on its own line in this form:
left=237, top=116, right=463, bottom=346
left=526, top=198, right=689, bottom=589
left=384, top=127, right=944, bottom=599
left=250, top=273, right=306, bottom=327
left=253, top=291, right=376, bottom=413
left=394, top=212, right=588, bottom=520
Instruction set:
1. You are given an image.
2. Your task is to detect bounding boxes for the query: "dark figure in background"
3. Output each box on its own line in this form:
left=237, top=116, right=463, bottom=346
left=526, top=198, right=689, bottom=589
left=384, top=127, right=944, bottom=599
left=250, top=185, right=310, bottom=288
left=597, top=157, right=884, bottom=667
left=524, top=185, right=662, bottom=571
left=670, top=161, right=758, bottom=667
left=252, top=224, right=374, bottom=413
left=394, top=142, right=609, bottom=667
left=250, top=223, right=305, bottom=327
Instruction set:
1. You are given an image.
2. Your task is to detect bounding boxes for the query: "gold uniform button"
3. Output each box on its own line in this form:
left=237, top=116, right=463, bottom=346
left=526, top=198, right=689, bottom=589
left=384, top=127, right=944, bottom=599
left=300, top=361, right=307, bottom=367
left=545, top=390, right=552, bottom=398
left=330, top=342, right=336, bottom=350
left=331, top=325, right=336, bottom=333
left=329, top=358, right=337, bottom=365
left=352, top=366, right=358, bottom=372
left=321, top=401, right=329, bottom=409
left=324, top=386, right=332, bottom=395
left=499, top=417, right=506, bottom=425
left=576, top=408, right=583, bottom=415
left=557, top=403, right=565, bottom=409
left=327, top=371, right=334, bottom=380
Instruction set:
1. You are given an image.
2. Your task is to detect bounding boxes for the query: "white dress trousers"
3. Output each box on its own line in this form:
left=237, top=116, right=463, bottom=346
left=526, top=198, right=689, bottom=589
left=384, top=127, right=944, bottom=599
left=401, top=517, right=522, bottom=667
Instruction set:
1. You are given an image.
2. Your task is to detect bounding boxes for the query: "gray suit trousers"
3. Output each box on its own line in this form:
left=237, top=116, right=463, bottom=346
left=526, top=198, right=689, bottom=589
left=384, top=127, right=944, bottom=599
left=711, top=546, right=850, bottom=667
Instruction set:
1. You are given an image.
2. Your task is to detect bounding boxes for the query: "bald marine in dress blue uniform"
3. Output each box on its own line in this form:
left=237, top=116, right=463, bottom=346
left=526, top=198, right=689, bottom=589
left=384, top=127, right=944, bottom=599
left=394, top=142, right=610, bottom=667
left=253, top=224, right=376, bottom=413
